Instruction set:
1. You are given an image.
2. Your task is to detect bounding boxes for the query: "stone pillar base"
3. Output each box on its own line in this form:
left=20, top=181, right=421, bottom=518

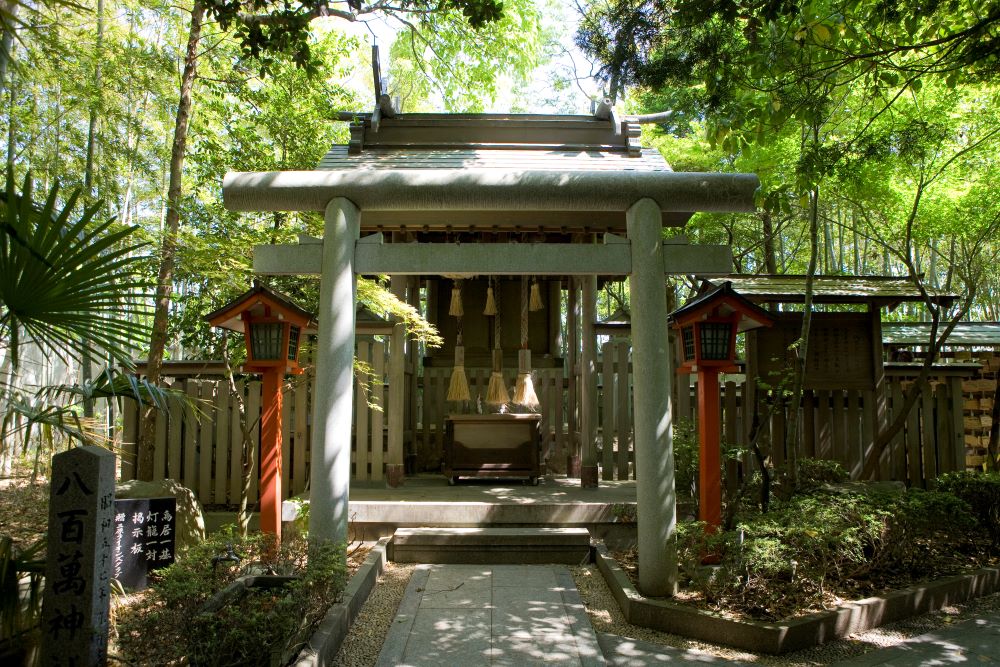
left=581, top=465, right=599, bottom=488
left=385, top=464, right=405, bottom=488
left=566, top=455, right=582, bottom=478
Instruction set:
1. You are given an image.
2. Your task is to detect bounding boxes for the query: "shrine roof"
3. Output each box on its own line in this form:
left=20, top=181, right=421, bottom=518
left=205, top=282, right=317, bottom=334
left=882, top=322, right=1000, bottom=346
left=224, top=113, right=760, bottom=230
left=317, top=145, right=671, bottom=172
left=334, top=112, right=653, bottom=160
left=669, top=281, right=775, bottom=331
left=705, top=275, right=958, bottom=307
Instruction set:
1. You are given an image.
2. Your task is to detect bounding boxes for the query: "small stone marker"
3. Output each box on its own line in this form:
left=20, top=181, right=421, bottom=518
left=41, top=446, right=115, bottom=667
left=112, top=497, right=177, bottom=590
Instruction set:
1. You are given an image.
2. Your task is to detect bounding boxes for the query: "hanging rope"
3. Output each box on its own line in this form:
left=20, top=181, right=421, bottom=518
left=485, top=279, right=508, bottom=407
left=447, top=280, right=470, bottom=402
left=514, top=276, right=539, bottom=409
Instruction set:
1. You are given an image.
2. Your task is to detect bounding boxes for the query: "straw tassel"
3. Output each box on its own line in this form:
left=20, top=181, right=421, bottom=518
left=447, top=337, right=470, bottom=402
left=513, top=277, right=539, bottom=410
left=486, top=348, right=509, bottom=406
left=513, top=349, right=539, bottom=409
left=529, top=278, right=544, bottom=311
left=449, top=280, right=464, bottom=318
left=483, top=281, right=497, bottom=316
left=485, top=288, right=507, bottom=407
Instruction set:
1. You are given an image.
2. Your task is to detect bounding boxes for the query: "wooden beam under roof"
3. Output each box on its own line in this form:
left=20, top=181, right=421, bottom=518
left=347, top=113, right=642, bottom=156
left=252, top=236, right=733, bottom=277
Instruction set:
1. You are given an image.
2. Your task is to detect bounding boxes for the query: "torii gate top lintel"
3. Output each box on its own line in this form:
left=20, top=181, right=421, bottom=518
left=222, top=112, right=758, bottom=233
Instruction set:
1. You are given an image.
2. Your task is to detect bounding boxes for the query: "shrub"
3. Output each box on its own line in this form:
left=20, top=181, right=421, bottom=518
left=672, top=419, right=699, bottom=500
left=796, top=458, right=849, bottom=490
left=937, top=471, right=1000, bottom=546
left=675, top=487, right=979, bottom=619
left=115, top=527, right=346, bottom=666
left=673, top=418, right=742, bottom=506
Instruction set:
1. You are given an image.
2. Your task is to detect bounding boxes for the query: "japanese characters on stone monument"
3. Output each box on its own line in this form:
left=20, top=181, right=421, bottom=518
left=41, top=446, right=115, bottom=667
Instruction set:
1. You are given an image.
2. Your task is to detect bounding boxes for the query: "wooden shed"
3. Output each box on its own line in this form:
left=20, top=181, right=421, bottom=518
left=691, top=274, right=969, bottom=485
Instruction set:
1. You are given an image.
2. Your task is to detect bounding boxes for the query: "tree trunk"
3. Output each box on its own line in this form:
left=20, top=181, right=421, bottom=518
left=6, top=64, right=14, bottom=169
left=80, top=0, right=105, bottom=420
left=822, top=210, right=835, bottom=273
left=219, top=331, right=257, bottom=536
left=137, top=0, right=204, bottom=481
left=784, top=183, right=820, bottom=488
left=0, top=0, right=17, bottom=98
left=988, top=376, right=1000, bottom=472
left=761, top=211, right=778, bottom=274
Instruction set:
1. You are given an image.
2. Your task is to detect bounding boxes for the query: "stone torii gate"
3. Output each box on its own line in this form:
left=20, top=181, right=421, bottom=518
left=222, top=112, right=757, bottom=596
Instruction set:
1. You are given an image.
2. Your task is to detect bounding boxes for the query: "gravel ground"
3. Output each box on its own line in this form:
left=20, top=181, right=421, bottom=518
left=571, top=564, right=1000, bottom=665
left=332, top=562, right=415, bottom=667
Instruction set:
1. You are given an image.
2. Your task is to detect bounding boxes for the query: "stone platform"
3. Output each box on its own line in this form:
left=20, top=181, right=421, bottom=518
left=281, top=475, right=640, bottom=548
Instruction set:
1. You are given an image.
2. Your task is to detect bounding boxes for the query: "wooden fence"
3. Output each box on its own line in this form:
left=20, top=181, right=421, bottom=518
left=120, top=340, right=390, bottom=506
left=671, top=368, right=968, bottom=489
left=121, top=344, right=971, bottom=505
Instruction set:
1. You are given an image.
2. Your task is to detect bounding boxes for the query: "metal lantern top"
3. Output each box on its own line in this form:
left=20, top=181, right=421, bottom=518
left=669, top=281, right=774, bottom=374
left=205, top=281, right=317, bottom=374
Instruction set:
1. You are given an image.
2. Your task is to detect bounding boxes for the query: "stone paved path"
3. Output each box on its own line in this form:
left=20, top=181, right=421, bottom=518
left=374, top=563, right=1000, bottom=666
left=830, top=612, right=1000, bottom=666
left=375, top=564, right=606, bottom=666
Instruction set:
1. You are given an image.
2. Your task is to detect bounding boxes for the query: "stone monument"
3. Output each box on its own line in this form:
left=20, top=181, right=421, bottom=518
left=41, top=446, right=115, bottom=667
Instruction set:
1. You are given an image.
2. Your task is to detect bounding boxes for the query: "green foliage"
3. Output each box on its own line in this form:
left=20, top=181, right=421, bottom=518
left=205, top=0, right=507, bottom=75
left=672, top=418, right=742, bottom=505
left=116, top=527, right=347, bottom=666
left=938, top=471, right=1000, bottom=546
left=579, top=0, right=1000, bottom=316
left=794, top=457, right=849, bottom=490
left=390, top=0, right=542, bottom=112
left=676, top=486, right=981, bottom=619
left=672, top=418, right=699, bottom=501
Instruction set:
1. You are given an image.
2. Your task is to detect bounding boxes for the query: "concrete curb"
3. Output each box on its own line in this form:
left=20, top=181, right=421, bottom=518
left=594, top=543, right=1000, bottom=655
left=293, top=536, right=391, bottom=666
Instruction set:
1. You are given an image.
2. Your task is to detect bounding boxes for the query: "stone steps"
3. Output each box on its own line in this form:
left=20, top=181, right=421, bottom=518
left=389, top=527, right=592, bottom=564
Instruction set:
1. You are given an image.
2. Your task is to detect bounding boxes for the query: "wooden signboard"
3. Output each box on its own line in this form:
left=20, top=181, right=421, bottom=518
left=747, top=312, right=877, bottom=391
left=112, top=497, right=177, bottom=590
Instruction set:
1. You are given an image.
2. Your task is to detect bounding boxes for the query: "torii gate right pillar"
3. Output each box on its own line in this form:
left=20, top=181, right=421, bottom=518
left=311, top=197, right=360, bottom=547
left=627, top=198, right=679, bottom=597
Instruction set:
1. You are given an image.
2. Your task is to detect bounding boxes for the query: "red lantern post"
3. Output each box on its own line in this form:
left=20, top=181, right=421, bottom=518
left=206, top=283, right=316, bottom=542
left=670, top=283, right=773, bottom=532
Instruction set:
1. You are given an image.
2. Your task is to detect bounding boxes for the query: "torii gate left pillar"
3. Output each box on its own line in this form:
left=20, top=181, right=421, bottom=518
left=311, top=198, right=360, bottom=546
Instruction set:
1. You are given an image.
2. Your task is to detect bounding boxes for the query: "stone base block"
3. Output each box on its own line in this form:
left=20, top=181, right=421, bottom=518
left=385, top=464, right=405, bottom=488
left=390, top=527, right=592, bottom=565
left=566, top=455, right=582, bottom=478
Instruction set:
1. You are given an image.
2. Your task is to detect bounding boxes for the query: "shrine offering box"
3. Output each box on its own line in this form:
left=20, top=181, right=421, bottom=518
left=444, top=414, right=542, bottom=485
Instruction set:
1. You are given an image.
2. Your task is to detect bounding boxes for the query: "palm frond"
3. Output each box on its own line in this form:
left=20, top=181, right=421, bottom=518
left=0, top=170, right=154, bottom=371
left=38, top=367, right=202, bottom=417
left=0, top=536, right=45, bottom=650
left=0, top=395, right=105, bottom=449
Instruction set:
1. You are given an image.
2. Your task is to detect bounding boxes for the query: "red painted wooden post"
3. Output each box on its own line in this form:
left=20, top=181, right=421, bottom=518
left=698, top=369, right=722, bottom=529
left=260, top=367, right=283, bottom=541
